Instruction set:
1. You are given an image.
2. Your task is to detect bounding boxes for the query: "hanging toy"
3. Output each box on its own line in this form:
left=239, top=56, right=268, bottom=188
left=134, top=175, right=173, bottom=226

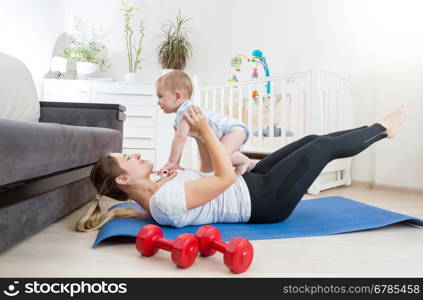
left=228, top=49, right=271, bottom=96
left=252, top=68, right=259, bottom=79
left=230, top=56, right=243, bottom=72
left=250, top=50, right=271, bottom=94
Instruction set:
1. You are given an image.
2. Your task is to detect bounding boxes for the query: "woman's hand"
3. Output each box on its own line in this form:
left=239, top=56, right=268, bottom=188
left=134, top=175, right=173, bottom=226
left=184, top=106, right=210, bottom=135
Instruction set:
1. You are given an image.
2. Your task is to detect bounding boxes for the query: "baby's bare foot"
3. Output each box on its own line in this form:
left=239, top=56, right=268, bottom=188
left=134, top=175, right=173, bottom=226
left=378, top=105, right=409, bottom=138
left=235, top=162, right=249, bottom=175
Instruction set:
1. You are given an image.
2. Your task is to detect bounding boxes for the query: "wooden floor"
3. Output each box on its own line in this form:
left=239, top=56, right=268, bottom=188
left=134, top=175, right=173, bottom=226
left=0, top=184, right=422, bottom=277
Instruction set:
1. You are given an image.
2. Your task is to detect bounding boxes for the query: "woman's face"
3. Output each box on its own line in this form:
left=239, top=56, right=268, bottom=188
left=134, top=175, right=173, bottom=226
left=110, top=153, right=153, bottom=182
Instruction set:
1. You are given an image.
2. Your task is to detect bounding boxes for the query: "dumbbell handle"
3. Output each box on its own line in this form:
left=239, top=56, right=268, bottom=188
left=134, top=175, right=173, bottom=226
left=210, top=239, right=228, bottom=253
left=155, top=237, right=175, bottom=252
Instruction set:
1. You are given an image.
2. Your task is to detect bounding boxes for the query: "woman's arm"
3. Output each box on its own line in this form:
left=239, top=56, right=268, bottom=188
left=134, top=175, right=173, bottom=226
left=184, top=106, right=236, bottom=210
left=195, top=137, right=213, bottom=173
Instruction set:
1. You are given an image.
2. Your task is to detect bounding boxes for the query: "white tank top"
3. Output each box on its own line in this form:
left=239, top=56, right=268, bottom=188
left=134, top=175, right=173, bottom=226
left=149, top=169, right=251, bottom=227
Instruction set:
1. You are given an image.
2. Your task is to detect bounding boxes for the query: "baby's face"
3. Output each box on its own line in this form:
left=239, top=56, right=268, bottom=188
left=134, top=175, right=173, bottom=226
left=156, top=81, right=178, bottom=113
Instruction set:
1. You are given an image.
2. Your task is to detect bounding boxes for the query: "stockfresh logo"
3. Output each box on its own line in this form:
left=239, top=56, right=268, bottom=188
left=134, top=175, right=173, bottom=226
left=3, top=281, right=20, bottom=297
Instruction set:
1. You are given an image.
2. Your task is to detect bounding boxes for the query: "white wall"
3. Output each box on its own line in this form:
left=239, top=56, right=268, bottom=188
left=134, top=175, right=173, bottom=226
left=0, top=0, right=65, bottom=98
left=63, top=0, right=234, bottom=84
left=64, top=0, right=178, bottom=83
left=349, top=0, right=423, bottom=189
left=367, top=1, right=423, bottom=189
left=374, top=61, right=423, bottom=188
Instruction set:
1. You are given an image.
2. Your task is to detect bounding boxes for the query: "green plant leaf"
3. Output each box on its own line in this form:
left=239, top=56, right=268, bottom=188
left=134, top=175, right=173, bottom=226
left=157, top=10, right=192, bottom=69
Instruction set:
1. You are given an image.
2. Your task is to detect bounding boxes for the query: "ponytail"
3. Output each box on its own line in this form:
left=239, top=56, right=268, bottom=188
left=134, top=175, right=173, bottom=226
left=75, top=196, right=149, bottom=232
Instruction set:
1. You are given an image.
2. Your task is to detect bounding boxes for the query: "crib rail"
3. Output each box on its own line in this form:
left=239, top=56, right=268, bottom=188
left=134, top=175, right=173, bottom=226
left=318, top=69, right=349, bottom=134
left=197, top=69, right=349, bottom=154
left=192, top=68, right=352, bottom=194
left=196, top=69, right=345, bottom=154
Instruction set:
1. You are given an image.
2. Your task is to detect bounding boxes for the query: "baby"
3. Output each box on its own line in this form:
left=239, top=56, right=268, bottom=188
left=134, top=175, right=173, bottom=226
left=156, top=70, right=257, bottom=175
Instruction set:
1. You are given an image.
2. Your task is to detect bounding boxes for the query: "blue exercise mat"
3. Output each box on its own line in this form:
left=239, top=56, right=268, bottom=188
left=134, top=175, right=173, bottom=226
left=93, top=196, right=423, bottom=247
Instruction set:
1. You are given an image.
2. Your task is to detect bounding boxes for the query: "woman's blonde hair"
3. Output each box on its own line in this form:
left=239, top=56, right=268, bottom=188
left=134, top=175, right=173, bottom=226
left=75, top=155, right=149, bottom=232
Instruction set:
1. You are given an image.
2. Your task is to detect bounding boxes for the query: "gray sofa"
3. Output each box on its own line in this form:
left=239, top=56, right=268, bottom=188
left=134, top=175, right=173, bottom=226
left=0, top=53, right=125, bottom=254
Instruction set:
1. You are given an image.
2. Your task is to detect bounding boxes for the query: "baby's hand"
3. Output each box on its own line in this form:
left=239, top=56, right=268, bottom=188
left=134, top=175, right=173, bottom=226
left=173, top=163, right=184, bottom=171
left=155, top=171, right=177, bottom=186
left=159, top=162, right=184, bottom=176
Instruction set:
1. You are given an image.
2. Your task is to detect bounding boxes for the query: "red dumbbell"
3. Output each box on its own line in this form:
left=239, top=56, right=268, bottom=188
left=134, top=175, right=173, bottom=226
left=195, top=225, right=254, bottom=274
left=136, top=224, right=199, bottom=268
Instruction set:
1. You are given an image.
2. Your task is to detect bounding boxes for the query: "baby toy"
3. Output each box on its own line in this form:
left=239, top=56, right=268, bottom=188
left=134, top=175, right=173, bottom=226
left=229, top=49, right=271, bottom=97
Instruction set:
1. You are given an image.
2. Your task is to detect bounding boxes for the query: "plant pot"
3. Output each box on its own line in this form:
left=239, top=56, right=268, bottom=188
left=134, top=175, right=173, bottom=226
left=161, top=68, right=175, bottom=75
left=76, top=62, right=97, bottom=79
left=125, top=72, right=139, bottom=83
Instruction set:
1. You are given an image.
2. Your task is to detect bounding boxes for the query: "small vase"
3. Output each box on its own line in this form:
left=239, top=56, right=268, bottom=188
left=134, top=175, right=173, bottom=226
left=76, top=62, right=97, bottom=79
left=125, top=72, right=138, bottom=83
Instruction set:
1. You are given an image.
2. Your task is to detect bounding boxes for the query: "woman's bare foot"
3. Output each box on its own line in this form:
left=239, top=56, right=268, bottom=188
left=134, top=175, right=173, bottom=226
left=378, top=105, right=409, bottom=138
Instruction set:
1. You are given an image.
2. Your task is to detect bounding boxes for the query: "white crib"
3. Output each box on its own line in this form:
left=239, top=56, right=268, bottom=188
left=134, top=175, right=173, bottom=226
left=191, top=68, right=353, bottom=194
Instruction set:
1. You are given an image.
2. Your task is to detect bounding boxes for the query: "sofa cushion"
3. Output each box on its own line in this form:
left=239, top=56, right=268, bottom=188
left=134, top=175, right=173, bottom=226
left=0, top=52, right=40, bottom=122
left=0, top=119, right=122, bottom=187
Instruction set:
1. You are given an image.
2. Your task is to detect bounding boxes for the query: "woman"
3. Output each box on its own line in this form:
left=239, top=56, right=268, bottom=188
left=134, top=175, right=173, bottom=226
left=76, top=105, right=408, bottom=231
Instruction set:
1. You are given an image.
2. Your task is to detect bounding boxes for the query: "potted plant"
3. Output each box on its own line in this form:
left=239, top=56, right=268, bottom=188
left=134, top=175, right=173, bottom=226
left=157, top=11, right=192, bottom=74
left=63, top=16, right=109, bottom=79
left=121, top=0, right=145, bottom=82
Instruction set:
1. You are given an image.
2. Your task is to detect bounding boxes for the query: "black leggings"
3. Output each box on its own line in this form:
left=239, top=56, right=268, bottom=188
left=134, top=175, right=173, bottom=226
left=241, top=123, right=387, bottom=223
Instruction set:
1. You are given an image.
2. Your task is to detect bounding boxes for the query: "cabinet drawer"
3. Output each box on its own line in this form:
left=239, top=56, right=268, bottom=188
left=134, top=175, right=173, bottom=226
left=125, top=106, right=156, bottom=127
left=123, top=127, right=156, bottom=149
left=91, top=82, right=156, bottom=106
left=43, top=79, right=90, bottom=102
left=122, top=148, right=156, bottom=162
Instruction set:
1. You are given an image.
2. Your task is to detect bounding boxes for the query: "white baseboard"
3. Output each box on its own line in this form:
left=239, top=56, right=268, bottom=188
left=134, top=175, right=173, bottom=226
left=352, top=180, right=423, bottom=195
left=372, top=183, right=423, bottom=196
left=351, top=180, right=374, bottom=189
